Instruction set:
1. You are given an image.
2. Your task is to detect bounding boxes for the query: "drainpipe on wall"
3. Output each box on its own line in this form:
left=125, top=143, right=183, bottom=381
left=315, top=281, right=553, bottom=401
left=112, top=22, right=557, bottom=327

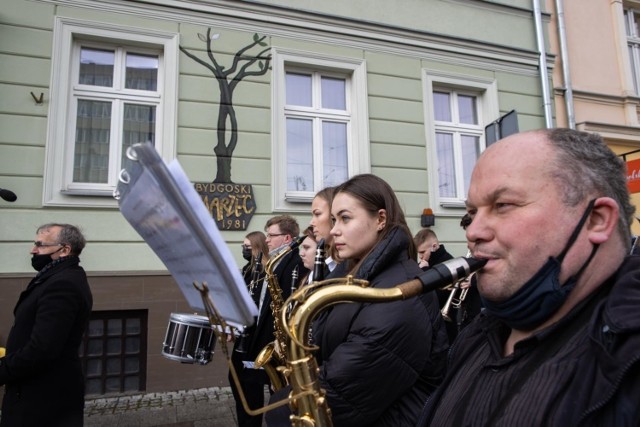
left=533, top=0, right=554, bottom=128
left=555, top=0, right=575, bottom=129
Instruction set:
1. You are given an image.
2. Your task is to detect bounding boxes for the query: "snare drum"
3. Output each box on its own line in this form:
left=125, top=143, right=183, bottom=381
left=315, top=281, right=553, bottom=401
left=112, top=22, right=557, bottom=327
left=162, top=313, right=216, bottom=364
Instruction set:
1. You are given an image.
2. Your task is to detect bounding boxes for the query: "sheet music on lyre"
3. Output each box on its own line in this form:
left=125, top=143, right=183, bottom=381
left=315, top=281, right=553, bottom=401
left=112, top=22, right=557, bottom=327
left=114, top=143, right=258, bottom=330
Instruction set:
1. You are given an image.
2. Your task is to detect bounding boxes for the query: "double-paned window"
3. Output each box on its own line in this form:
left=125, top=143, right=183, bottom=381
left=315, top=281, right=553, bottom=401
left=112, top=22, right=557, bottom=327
left=424, top=71, right=498, bottom=213
left=433, top=90, right=482, bottom=201
left=69, top=44, right=159, bottom=191
left=44, top=18, right=178, bottom=207
left=285, top=71, right=349, bottom=193
left=271, top=49, right=369, bottom=210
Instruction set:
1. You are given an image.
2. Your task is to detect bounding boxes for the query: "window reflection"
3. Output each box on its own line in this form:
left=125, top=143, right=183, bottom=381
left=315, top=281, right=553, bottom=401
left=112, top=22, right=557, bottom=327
left=125, top=53, right=158, bottom=91
left=79, top=48, right=114, bottom=87
left=286, top=73, right=312, bottom=106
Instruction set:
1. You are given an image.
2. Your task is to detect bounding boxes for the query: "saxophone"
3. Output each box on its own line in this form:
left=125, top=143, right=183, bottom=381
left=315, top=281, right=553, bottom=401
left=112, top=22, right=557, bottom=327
left=281, top=256, right=487, bottom=426
left=255, top=235, right=307, bottom=390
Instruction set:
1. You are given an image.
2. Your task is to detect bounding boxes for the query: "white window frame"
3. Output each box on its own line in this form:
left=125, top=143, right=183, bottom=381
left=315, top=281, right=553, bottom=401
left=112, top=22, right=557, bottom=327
left=44, top=17, right=179, bottom=207
left=624, top=7, right=640, bottom=94
left=423, top=70, right=498, bottom=215
left=271, top=48, right=370, bottom=212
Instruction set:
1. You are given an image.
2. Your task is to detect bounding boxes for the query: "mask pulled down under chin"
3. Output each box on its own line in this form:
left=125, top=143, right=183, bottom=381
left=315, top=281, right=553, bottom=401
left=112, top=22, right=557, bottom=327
left=31, top=254, right=54, bottom=271
left=480, top=198, right=597, bottom=331
left=480, top=257, right=576, bottom=331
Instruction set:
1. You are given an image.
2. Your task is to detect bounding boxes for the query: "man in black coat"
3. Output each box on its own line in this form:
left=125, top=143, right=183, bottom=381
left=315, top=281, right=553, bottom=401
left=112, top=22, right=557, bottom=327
left=0, top=223, right=93, bottom=427
left=229, top=215, right=307, bottom=427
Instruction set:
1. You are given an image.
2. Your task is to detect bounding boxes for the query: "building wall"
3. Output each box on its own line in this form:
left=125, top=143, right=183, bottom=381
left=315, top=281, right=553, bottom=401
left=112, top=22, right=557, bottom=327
left=546, top=0, right=640, bottom=235
left=0, top=273, right=229, bottom=394
left=0, top=0, right=551, bottom=394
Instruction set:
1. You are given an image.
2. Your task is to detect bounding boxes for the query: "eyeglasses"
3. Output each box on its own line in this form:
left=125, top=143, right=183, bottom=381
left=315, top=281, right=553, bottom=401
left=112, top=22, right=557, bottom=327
left=33, top=241, right=63, bottom=248
left=265, top=233, right=286, bottom=239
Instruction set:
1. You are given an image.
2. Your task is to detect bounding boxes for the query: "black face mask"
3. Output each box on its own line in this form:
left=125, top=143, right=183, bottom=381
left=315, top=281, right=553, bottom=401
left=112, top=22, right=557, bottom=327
left=31, top=254, right=54, bottom=271
left=242, top=247, right=253, bottom=261
left=31, top=246, right=64, bottom=271
left=481, top=199, right=598, bottom=331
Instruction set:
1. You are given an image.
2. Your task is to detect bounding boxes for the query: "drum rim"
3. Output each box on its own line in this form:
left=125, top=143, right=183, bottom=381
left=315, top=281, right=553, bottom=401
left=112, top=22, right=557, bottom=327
left=169, top=312, right=211, bottom=326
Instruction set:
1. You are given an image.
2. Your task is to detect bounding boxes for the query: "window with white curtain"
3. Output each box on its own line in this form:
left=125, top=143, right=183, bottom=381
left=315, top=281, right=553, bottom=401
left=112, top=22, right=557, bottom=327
left=272, top=49, right=369, bottom=211
left=44, top=18, right=178, bottom=207
left=73, top=46, right=159, bottom=186
left=424, top=71, right=498, bottom=213
left=624, top=8, right=640, bottom=94
left=285, top=71, right=349, bottom=193
left=433, top=90, right=482, bottom=201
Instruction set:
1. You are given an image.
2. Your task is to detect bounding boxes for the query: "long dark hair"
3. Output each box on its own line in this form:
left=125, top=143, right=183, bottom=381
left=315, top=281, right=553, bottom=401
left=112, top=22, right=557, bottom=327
left=245, top=231, right=269, bottom=264
left=333, top=174, right=415, bottom=272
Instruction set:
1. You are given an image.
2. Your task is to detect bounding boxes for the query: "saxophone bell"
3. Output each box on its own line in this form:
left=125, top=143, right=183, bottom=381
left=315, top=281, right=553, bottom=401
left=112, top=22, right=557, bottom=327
left=254, top=342, right=285, bottom=390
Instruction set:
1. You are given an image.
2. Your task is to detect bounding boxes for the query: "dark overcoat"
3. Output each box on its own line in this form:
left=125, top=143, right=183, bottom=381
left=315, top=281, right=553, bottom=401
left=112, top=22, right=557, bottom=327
left=0, top=257, right=93, bottom=427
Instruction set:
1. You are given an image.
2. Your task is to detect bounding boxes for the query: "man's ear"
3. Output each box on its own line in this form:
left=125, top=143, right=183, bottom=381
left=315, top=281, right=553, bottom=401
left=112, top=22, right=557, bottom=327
left=587, top=197, right=619, bottom=245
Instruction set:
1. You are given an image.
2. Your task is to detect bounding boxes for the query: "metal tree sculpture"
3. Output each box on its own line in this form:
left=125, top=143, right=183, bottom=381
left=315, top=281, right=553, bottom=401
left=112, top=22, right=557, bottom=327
left=180, top=28, right=272, bottom=183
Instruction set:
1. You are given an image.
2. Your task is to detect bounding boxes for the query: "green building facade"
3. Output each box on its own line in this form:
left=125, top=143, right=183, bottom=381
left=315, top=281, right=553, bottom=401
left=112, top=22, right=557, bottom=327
left=0, top=0, right=552, bottom=394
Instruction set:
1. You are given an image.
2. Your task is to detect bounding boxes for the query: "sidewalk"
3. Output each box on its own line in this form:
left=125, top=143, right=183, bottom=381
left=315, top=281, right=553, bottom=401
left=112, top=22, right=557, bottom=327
left=84, top=386, right=241, bottom=427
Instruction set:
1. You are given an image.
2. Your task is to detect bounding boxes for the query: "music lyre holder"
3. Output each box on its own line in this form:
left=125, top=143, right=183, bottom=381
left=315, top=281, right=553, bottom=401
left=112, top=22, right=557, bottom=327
left=193, top=280, right=301, bottom=417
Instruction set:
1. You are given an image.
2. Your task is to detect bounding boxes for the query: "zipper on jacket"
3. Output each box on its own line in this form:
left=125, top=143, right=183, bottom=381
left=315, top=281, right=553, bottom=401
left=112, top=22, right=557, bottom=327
left=578, top=347, right=640, bottom=422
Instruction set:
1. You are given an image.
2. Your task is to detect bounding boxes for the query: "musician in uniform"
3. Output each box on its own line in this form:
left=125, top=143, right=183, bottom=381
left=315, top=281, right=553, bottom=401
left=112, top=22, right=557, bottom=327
left=229, top=231, right=269, bottom=427
left=230, top=216, right=307, bottom=427
left=419, top=128, right=640, bottom=426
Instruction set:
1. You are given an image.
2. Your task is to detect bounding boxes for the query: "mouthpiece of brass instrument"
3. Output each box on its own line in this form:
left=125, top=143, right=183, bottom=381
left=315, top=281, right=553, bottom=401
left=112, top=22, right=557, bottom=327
left=396, top=257, right=486, bottom=299
left=416, top=257, right=486, bottom=293
left=417, top=257, right=487, bottom=293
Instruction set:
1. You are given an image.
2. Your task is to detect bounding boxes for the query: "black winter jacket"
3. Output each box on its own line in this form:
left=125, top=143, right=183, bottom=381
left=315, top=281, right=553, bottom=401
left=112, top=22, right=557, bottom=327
left=420, top=255, right=640, bottom=426
left=314, top=227, right=448, bottom=427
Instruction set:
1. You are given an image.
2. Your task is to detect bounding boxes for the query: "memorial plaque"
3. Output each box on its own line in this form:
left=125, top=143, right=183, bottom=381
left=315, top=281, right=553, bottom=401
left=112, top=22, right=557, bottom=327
left=194, top=182, right=256, bottom=230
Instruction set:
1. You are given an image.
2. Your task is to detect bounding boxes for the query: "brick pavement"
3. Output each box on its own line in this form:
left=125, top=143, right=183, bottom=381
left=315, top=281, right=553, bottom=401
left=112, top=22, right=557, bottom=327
left=84, top=386, right=266, bottom=427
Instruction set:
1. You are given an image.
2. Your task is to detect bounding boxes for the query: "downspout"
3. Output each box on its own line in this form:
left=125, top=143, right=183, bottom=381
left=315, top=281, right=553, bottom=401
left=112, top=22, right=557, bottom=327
left=555, top=0, right=575, bottom=129
left=533, top=0, right=554, bottom=128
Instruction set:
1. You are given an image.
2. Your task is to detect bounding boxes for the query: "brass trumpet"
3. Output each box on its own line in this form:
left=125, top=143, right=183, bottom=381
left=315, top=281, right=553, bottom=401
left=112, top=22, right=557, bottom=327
left=441, top=250, right=473, bottom=323
left=440, top=279, right=470, bottom=323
